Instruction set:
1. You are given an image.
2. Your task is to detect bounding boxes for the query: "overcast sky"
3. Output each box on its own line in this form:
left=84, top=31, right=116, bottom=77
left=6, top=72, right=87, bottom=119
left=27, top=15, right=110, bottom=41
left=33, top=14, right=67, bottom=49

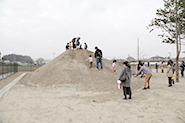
left=0, top=0, right=184, bottom=60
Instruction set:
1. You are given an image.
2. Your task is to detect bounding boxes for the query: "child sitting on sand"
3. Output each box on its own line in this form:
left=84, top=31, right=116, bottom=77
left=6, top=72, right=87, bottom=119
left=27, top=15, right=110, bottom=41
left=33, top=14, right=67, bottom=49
left=87, top=55, right=93, bottom=68
left=112, top=60, right=117, bottom=73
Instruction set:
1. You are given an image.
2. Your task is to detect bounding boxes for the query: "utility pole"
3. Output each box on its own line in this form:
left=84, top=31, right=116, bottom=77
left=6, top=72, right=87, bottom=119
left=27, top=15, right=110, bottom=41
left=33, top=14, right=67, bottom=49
left=137, top=38, right=139, bottom=61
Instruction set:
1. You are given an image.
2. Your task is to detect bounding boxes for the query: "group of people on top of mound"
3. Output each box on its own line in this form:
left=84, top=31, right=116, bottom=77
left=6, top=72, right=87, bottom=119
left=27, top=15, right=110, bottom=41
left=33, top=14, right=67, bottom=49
left=65, top=37, right=88, bottom=50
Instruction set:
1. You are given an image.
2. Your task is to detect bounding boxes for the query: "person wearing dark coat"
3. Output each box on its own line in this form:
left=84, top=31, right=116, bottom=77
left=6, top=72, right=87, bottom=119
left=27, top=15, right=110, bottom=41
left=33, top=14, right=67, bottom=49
left=94, top=46, right=103, bottom=70
left=118, top=61, right=132, bottom=100
left=180, top=61, right=185, bottom=77
left=72, top=38, right=76, bottom=49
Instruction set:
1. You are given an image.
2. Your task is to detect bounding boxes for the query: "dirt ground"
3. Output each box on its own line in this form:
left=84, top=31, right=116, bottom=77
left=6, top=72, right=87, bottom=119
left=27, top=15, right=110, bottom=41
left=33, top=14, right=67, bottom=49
left=0, top=69, right=185, bottom=123
left=0, top=72, right=23, bottom=90
left=0, top=50, right=185, bottom=123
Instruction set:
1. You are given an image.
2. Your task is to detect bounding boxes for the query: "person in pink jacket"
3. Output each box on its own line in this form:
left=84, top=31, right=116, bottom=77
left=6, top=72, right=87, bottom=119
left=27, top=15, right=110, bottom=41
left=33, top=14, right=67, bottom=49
left=112, top=60, right=117, bottom=73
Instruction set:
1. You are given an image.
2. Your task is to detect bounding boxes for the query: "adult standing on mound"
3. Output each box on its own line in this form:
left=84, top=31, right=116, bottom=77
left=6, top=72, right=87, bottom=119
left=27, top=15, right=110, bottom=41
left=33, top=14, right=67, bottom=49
left=135, top=63, right=152, bottom=90
left=72, top=38, right=76, bottom=49
left=118, top=61, right=132, bottom=100
left=95, top=46, right=103, bottom=70
left=84, top=43, right=88, bottom=50
left=77, top=37, right=80, bottom=46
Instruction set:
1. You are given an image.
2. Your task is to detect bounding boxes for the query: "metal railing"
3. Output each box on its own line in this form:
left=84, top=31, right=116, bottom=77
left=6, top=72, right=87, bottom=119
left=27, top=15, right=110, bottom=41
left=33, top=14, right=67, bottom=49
left=0, top=63, right=42, bottom=80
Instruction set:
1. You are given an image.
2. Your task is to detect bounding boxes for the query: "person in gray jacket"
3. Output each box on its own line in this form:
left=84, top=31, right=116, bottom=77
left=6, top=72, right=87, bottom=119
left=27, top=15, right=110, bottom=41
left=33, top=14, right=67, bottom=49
left=118, top=61, right=132, bottom=100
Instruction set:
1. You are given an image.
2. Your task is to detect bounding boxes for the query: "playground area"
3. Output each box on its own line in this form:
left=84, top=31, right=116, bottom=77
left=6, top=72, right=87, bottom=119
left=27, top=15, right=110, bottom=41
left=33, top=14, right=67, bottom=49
left=0, top=71, right=185, bottom=123
left=0, top=50, right=185, bottom=123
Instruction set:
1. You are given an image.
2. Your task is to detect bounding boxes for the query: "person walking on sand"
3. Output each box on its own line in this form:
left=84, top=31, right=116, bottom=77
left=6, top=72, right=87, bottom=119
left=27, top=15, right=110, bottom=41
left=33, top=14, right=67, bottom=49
left=147, top=62, right=150, bottom=67
left=161, top=61, right=164, bottom=73
left=180, top=61, right=185, bottom=77
left=135, top=63, right=152, bottom=90
left=172, top=63, right=176, bottom=74
left=166, top=60, right=173, bottom=87
left=87, top=55, right=93, bottom=68
left=95, top=46, right=103, bottom=70
left=155, top=63, right=158, bottom=73
left=112, top=60, right=117, bottom=74
left=118, top=61, right=132, bottom=100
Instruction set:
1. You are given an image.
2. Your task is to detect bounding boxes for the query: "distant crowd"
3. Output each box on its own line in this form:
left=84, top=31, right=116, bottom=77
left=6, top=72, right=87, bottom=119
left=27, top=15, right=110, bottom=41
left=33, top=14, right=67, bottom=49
left=116, top=59, right=185, bottom=100
left=65, top=37, right=88, bottom=50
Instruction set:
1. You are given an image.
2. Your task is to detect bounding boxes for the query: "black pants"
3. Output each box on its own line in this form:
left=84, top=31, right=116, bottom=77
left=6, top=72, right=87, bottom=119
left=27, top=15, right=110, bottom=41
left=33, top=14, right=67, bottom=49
left=123, top=86, right=131, bottom=99
left=181, top=70, right=184, bottom=77
left=162, top=69, right=164, bottom=73
left=90, top=62, right=93, bottom=68
left=168, top=77, right=172, bottom=86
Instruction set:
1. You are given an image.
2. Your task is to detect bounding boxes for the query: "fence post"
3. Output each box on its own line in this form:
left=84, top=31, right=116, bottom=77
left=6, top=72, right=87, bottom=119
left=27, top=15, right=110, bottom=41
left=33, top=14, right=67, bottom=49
left=11, top=63, right=13, bottom=73
left=13, top=63, right=18, bottom=73
left=2, top=61, right=4, bottom=79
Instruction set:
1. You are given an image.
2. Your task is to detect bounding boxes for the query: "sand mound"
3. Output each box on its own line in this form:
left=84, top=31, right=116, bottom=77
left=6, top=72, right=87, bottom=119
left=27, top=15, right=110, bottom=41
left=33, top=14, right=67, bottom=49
left=20, top=50, right=142, bottom=92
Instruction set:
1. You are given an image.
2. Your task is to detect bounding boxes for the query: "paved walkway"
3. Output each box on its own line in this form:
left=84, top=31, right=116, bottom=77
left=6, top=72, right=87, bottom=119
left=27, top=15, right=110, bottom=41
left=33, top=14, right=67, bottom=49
left=0, top=72, right=15, bottom=80
left=0, top=73, right=27, bottom=98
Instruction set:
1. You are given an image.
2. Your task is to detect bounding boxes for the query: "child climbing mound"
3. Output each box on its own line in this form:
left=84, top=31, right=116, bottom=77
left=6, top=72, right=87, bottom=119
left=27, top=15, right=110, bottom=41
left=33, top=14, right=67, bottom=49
left=87, top=55, right=93, bottom=68
left=112, top=60, right=117, bottom=73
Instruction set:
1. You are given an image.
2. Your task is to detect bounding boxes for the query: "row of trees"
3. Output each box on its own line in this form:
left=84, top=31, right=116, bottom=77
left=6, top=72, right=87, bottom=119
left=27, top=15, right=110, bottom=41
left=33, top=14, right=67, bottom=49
left=2, top=54, right=46, bottom=65
left=149, top=0, right=185, bottom=82
left=3, top=54, right=34, bottom=64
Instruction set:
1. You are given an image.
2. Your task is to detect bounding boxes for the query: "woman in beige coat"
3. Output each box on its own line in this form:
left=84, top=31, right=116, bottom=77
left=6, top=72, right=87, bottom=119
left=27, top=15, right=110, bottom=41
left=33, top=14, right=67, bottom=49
left=166, top=60, right=173, bottom=87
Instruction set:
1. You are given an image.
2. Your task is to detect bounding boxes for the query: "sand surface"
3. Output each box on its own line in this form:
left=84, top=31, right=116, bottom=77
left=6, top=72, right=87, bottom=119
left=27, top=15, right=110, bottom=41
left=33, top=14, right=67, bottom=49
left=0, top=70, right=185, bottom=123
left=0, top=50, right=185, bottom=123
left=0, top=72, right=23, bottom=90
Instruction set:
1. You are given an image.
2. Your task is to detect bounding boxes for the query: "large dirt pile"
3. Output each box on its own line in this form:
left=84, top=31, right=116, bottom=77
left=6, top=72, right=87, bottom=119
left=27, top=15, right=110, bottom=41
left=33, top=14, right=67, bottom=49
left=20, top=50, right=142, bottom=92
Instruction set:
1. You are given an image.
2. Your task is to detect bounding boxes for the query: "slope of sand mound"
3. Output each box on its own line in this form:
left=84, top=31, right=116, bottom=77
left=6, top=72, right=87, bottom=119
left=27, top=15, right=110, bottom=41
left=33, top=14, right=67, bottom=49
left=20, top=50, right=142, bottom=92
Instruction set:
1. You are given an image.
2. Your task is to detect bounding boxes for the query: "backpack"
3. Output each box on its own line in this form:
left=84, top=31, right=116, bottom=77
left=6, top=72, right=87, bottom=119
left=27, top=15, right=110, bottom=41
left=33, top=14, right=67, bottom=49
left=97, top=49, right=102, bottom=57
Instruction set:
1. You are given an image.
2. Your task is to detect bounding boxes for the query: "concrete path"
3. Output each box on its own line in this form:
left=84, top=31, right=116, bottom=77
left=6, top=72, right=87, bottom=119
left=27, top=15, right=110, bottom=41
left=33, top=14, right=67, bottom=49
left=0, top=73, right=27, bottom=98
left=0, top=72, right=14, bottom=80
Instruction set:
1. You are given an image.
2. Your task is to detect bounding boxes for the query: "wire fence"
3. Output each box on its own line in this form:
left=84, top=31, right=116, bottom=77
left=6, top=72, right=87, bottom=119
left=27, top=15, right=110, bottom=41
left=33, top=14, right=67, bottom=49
left=0, top=63, right=42, bottom=80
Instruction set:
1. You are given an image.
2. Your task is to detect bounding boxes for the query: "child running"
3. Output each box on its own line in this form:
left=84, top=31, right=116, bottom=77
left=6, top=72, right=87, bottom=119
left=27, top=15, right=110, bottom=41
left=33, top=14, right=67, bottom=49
left=112, top=60, right=117, bottom=74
